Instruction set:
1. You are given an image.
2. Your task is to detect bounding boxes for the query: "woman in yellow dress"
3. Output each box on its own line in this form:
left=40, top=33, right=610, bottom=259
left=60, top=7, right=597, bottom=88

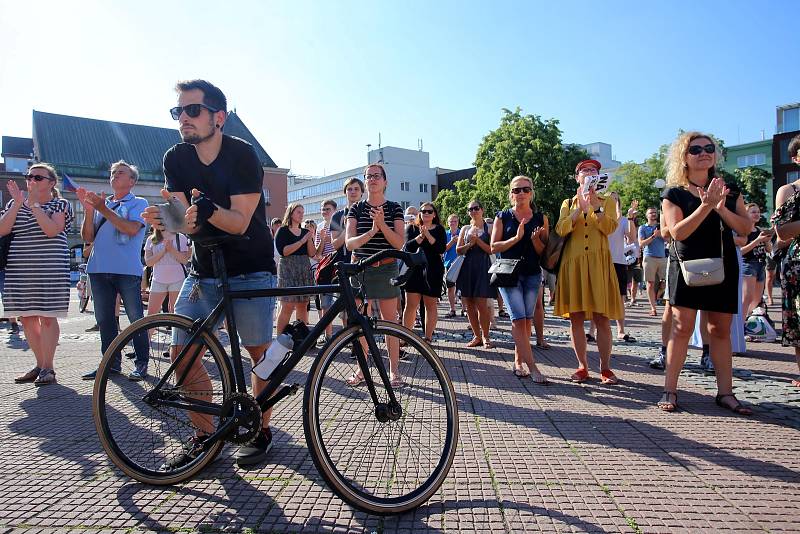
left=555, top=160, right=623, bottom=384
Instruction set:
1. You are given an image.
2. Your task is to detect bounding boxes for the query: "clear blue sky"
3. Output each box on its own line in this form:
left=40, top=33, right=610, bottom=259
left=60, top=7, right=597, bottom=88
left=1, top=0, right=797, bottom=175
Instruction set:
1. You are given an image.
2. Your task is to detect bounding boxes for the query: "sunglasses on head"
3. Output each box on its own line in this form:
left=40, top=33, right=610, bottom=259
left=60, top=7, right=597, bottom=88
left=511, top=186, right=532, bottom=194
left=687, top=143, right=715, bottom=155
left=420, top=209, right=435, bottom=215
left=468, top=206, right=482, bottom=212
left=170, top=103, right=219, bottom=120
left=25, top=174, right=50, bottom=182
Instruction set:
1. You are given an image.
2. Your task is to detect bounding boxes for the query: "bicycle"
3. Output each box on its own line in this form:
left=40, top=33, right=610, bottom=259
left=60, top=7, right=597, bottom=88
left=92, top=235, right=459, bottom=515
left=76, top=263, right=92, bottom=313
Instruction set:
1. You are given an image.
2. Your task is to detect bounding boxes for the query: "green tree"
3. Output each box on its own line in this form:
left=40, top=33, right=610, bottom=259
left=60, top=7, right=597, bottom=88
left=435, top=108, right=588, bottom=225
left=608, top=144, right=668, bottom=213
left=734, top=167, right=770, bottom=209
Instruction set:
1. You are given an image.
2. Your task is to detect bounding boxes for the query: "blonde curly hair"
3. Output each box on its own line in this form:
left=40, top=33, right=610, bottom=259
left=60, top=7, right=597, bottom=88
left=665, top=131, right=723, bottom=187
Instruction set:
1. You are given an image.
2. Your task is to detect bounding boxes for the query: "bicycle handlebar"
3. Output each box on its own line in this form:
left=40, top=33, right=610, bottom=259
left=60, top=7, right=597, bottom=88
left=338, top=249, right=427, bottom=287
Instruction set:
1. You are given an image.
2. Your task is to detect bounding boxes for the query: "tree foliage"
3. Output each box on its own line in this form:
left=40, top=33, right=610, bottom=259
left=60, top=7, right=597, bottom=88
left=435, top=108, right=589, bottom=225
left=608, top=145, right=669, bottom=214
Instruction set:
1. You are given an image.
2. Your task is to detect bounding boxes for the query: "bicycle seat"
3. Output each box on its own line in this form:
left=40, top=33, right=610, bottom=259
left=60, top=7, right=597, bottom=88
left=191, top=234, right=250, bottom=248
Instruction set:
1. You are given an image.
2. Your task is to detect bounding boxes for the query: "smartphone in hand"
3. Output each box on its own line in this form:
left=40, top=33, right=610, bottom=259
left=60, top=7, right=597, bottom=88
left=158, top=196, right=186, bottom=233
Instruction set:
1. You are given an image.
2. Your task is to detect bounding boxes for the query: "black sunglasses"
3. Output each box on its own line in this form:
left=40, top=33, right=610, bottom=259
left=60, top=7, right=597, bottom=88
left=170, top=103, right=219, bottom=120
left=420, top=209, right=435, bottom=215
left=25, top=174, right=50, bottom=182
left=468, top=206, right=482, bottom=212
left=687, top=143, right=715, bottom=156
left=511, top=186, right=532, bottom=194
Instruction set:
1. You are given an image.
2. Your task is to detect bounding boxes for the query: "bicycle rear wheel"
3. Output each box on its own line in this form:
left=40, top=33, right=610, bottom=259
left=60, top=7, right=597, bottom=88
left=78, top=281, right=90, bottom=313
left=93, top=314, right=233, bottom=485
left=304, top=320, right=458, bottom=515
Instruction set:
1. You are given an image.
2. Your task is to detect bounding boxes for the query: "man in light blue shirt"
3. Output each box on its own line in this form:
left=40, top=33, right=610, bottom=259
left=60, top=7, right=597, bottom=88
left=77, top=161, right=149, bottom=380
left=638, top=207, right=667, bottom=316
left=443, top=213, right=460, bottom=317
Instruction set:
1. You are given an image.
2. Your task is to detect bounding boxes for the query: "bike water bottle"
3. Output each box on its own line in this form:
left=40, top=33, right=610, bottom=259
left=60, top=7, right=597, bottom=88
left=115, top=205, right=130, bottom=244
left=252, top=333, right=292, bottom=380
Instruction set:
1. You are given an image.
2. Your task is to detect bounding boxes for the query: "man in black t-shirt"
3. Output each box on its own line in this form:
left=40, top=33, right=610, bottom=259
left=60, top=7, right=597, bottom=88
left=142, top=79, right=277, bottom=470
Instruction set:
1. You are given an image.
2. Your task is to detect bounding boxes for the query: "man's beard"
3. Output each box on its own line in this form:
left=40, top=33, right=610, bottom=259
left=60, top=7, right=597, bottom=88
left=181, top=120, right=216, bottom=145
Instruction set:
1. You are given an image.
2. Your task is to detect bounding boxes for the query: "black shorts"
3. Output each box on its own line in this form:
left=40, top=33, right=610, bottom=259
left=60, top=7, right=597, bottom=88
left=614, top=263, right=627, bottom=296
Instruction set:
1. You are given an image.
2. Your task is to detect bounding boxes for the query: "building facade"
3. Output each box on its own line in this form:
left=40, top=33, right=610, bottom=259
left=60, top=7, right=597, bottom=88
left=287, top=146, right=438, bottom=221
left=722, top=138, right=774, bottom=212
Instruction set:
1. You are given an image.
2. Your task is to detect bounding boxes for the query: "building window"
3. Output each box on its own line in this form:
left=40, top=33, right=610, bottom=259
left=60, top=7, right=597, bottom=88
left=780, top=107, right=800, bottom=133
left=419, top=183, right=428, bottom=193
left=400, top=181, right=410, bottom=191
left=401, top=201, right=410, bottom=210
left=788, top=171, right=800, bottom=182
left=736, top=153, right=766, bottom=168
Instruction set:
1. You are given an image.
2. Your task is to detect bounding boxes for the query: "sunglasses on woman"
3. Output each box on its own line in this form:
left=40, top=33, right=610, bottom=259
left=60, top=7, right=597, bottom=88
left=687, top=144, right=715, bottom=155
left=169, top=103, right=220, bottom=120
left=467, top=206, right=482, bottom=212
left=511, top=186, right=532, bottom=194
left=420, top=209, right=435, bottom=215
left=25, top=174, right=50, bottom=182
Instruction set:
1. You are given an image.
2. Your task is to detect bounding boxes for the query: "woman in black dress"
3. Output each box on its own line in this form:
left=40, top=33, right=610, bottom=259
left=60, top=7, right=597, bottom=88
left=659, top=132, right=753, bottom=415
left=456, top=200, right=496, bottom=348
left=402, top=202, right=446, bottom=342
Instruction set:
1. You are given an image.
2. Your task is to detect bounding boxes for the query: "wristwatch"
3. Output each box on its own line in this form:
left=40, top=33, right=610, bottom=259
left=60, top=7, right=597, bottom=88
left=594, top=206, right=604, bottom=214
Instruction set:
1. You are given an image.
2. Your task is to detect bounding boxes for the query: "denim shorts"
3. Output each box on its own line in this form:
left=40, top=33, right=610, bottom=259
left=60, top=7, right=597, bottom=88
left=319, top=292, right=335, bottom=309
left=497, top=273, right=541, bottom=321
left=173, top=271, right=276, bottom=347
left=742, top=260, right=765, bottom=282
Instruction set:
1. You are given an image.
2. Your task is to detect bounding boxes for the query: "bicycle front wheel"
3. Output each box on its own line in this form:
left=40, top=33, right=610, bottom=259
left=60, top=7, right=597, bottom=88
left=93, top=314, right=234, bottom=485
left=304, top=320, right=459, bottom=515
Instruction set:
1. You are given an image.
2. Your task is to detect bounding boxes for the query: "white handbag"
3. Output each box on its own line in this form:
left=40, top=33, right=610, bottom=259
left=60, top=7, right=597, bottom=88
left=672, top=223, right=725, bottom=287
left=445, top=255, right=464, bottom=284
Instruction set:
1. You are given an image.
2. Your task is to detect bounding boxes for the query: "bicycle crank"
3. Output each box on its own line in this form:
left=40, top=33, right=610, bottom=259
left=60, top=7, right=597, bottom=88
left=219, top=392, right=263, bottom=445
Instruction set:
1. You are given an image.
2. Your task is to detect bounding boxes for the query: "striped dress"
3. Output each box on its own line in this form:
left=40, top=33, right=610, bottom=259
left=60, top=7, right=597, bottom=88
left=2, top=199, right=74, bottom=317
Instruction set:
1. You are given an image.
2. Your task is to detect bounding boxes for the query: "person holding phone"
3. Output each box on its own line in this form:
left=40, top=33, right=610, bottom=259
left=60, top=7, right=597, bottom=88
left=740, top=203, right=772, bottom=318
left=555, top=160, right=622, bottom=385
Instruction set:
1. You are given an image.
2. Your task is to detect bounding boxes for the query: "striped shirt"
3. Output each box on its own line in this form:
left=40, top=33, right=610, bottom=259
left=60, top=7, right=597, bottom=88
left=346, top=200, right=404, bottom=260
left=2, top=198, right=74, bottom=317
left=315, top=222, right=335, bottom=257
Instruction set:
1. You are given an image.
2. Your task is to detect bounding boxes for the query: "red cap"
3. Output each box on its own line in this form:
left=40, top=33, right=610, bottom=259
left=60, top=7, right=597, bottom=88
left=575, top=159, right=601, bottom=174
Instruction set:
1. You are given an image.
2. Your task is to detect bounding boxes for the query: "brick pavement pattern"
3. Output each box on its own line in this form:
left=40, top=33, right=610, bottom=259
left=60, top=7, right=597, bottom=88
left=1, top=290, right=799, bottom=533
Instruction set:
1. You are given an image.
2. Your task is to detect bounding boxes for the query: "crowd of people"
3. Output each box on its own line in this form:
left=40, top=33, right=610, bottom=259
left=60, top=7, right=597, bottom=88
left=3, top=79, right=800, bottom=468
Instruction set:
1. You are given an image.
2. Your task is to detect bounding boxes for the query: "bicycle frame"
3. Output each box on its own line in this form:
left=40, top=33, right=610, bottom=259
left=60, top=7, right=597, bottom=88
left=145, top=246, right=405, bottom=439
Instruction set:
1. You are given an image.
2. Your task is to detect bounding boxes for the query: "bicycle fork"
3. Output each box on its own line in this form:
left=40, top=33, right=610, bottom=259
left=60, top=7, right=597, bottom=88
left=350, top=315, right=402, bottom=422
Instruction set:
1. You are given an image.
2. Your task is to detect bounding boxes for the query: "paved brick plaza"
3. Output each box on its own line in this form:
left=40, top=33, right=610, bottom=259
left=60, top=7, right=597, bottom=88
left=1, top=290, right=799, bottom=533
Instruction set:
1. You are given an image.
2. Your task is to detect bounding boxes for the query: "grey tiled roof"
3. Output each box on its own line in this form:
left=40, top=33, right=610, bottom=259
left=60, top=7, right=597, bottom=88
left=32, top=110, right=276, bottom=182
left=1, top=136, right=34, bottom=158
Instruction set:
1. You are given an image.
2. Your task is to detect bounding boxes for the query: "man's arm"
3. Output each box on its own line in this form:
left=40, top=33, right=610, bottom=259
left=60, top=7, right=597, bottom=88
left=185, top=189, right=260, bottom=235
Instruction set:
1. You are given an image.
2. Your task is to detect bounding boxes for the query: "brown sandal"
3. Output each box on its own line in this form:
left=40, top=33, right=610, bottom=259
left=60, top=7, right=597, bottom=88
left=658, top=391, right=678, bottom=412
left=466, top=337, right=482, bottom=347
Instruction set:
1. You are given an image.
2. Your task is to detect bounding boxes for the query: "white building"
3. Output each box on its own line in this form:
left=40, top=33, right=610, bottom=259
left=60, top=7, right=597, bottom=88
left=287, top=146, right=439, bottom=221
left=580, top=142, right=621, bottom=172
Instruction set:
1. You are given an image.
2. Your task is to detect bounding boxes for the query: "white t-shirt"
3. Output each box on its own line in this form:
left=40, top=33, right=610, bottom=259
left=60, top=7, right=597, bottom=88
left=145, top=233, right=189, bottom=284
left=608, top=215, right=629, bottom=265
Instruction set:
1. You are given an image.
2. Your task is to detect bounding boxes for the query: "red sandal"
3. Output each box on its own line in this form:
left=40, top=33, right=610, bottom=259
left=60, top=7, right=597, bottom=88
left=570, top=368, right=589, bottom=383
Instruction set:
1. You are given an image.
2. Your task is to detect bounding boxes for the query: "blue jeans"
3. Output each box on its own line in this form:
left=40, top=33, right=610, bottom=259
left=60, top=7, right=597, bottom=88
left=173, top=272, right=276, bottom=347
left=89, top=273, right=148, bottom=371
left=498, top=273, right=541, bottom=321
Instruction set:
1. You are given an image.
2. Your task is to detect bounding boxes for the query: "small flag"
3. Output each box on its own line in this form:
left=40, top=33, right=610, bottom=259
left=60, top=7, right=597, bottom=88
left=62, top=173, right=78, bottom=192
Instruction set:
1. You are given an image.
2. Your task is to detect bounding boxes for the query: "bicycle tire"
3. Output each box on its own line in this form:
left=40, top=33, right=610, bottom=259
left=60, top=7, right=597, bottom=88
left=79, top=289, right=90, bottom=313
left=303, top=320, right=458, bottom=515
left=93, top=313, right=234, bottom=485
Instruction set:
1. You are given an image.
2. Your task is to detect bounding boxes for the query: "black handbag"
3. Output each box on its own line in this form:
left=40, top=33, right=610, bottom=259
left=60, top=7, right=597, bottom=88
left=488, top=258, right=522, bottom=288
left=0, top=233, right=12, bottom=270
